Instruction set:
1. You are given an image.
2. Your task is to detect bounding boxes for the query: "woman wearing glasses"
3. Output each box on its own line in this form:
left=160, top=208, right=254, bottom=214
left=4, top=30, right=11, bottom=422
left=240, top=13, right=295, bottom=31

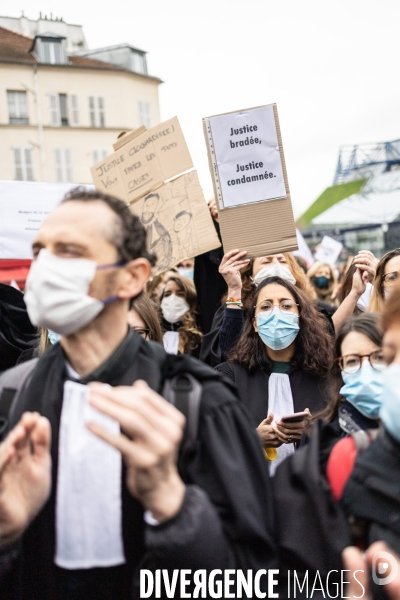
left=368, top=248, right=400, bottom=312
left=318, top=312, right=385, bottom=435
left=127, top=293, right=163, bottom=343
left=216, top=276, right=333, bottom=471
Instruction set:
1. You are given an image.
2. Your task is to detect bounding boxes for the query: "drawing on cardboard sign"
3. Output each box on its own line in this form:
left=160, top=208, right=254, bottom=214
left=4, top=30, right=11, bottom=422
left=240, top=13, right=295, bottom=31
left=140, top=192, right=173, bottom=272
left=132, top=171, right=221, bottom=275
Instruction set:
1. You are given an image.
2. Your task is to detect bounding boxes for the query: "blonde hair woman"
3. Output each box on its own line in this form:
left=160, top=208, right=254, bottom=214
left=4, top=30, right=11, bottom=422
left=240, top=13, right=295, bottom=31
left=307, top=261, right=337, bottom=306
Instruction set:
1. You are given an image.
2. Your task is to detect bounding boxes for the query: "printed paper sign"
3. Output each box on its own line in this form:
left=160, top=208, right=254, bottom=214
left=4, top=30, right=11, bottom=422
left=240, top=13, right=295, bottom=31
left=130, top=171, right=221, bottom=275
left=203, top=104, right=298, bottom=258
left=315, top=235, right=343, bottom=265
left=0, top=181, right=92, bottom=259
left=206, top=105, right=286, bottom=209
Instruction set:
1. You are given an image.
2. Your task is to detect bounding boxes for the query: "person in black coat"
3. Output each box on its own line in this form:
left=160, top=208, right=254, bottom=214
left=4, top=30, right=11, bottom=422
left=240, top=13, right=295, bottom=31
left=0, top=188, right=277, bottom=600
left=0, top=283, right=37, bottom=372
left=216, top=276, right=333, bottom=471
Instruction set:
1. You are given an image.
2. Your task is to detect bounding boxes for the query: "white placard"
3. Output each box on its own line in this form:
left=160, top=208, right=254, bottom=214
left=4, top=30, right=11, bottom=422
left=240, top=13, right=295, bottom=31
left=208, top=105, right=286, bottom=209
left=293, top=229, right=315, bottom=268
left=0, top=181, right=93, bottom=259
left=315, top=235, right=343, bottom=265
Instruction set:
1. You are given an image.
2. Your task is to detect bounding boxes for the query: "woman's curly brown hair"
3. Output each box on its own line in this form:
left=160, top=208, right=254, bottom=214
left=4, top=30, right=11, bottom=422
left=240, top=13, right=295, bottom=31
left=160, top=275, right=202, bottom=353
left=229, top=276, right=333, bottom=375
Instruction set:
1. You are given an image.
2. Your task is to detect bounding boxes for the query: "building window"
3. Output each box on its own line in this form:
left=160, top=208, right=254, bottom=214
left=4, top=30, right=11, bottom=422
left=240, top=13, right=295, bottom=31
left=48, top=94, right=79, bottom=127
left=138, top=101, right=151, bottom=128
left=130, top=51, right=147, bottom=74
left=7, top=91, right=29, bottom=125
left=91, top=149, right=108, bottom=165
left=54, top=149, right=73, bottom=182
left=42, top=41, right=63, bottom=64
left=12, top=147, right=34, bottom=181
left=59, top=94, right=68, bottom=126
left=88, top=96, right=105, bottom=128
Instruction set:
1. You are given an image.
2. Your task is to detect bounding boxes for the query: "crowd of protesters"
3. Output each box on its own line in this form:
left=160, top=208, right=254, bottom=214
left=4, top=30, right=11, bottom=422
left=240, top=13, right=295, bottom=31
left=0, top=188, right=400, bottom=599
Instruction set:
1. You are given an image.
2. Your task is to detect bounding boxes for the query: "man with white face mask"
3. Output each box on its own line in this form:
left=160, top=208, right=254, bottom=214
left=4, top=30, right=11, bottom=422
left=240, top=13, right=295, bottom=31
left=0, top=188, right=276, bottom=599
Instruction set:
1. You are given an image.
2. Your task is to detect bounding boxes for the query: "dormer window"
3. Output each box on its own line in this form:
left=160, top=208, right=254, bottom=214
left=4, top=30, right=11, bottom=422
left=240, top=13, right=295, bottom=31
left=130, top=51, right=147, bottom=75
left=31, top=33, right=68, bottom=65
left=43, top=40, right=62, bottom=64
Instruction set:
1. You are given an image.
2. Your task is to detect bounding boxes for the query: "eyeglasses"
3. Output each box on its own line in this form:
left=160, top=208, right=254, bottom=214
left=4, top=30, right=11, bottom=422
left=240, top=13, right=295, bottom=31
left=383, top=271, right=400, bottom=286
left=255, top=300, right=299, bottom=314
left=133, top=327, right=150, bottom=339
left=337, top=351, right=387, bottom=374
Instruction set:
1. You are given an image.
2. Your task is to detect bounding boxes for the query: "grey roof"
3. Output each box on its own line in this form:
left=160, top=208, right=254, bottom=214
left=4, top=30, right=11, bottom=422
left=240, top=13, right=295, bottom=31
left=73, top=42, right=147, bottom=56
left=35, top=31, right=66, bottom=39
left=312, top=170, right=400, bottom=227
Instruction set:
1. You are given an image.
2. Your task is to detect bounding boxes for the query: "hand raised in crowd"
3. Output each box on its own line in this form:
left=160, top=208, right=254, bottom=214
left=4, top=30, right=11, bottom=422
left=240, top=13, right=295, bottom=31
left=353, top=250, right=378, bottom=282
left=219, top=249, right=250, bottom=300
left=257, top=413, right=283, bottom=448
left=273, top=409, right=311, bottom=445
left=0, top=412, right=51, bottom=548
left=351, top=266, right=369, bottom=297
left=87, top=380, right=186, bottom=523
left=208, top=197, right=219, bottom=222
left=343, top=542, right=400, bottom=600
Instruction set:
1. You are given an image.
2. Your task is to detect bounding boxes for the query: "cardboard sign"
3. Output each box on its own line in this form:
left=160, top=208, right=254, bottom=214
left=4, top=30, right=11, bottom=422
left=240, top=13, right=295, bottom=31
left=91, top=117, right=194, bottom=205
left=114, top=117, right=194, bottom=182
left=203, top=104, right=298, bottom=257
left=92, top=116, right=220, bottom=274
left=130, top=171, right=221, bottom=275
left=315, top=235, right=343, bottom=265
left=91, top=133, right=163, bottom=203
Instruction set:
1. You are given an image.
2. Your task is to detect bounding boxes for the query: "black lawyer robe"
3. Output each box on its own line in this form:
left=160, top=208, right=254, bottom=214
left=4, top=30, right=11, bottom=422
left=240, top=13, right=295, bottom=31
left=6, top=330, right=277, bottom=600
left=216, top=360, right=328, bottom=427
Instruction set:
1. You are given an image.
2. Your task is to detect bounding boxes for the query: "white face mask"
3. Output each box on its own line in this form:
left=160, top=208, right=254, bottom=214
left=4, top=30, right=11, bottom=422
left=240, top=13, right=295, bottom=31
left=24, top=249, right=120, bottom=336
left=253, top=263, right=296, bottom=287
left=161, top=294, right=189, bottom=323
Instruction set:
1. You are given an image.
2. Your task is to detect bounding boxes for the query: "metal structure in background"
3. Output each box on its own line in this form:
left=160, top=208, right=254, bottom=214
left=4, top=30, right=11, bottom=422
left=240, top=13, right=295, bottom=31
left=334, top=139, right=400, bottom=185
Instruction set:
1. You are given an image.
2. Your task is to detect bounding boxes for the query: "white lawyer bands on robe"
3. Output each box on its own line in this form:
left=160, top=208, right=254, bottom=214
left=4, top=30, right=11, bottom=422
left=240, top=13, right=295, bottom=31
left=55, top=380, right=125, bottom=570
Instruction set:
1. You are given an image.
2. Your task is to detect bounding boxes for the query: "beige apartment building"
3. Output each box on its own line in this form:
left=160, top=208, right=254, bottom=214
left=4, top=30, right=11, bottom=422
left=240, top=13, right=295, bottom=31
left=0, top=14, right=162, bottom=184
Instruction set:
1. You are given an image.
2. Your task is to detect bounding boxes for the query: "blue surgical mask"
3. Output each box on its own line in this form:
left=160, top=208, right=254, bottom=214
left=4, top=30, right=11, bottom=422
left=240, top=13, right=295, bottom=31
left=48, top=329, right=61, bottom=345
left=314, top=275, right=330, bottom=289
left=340, top=360, right=384, bottom=419
left=256, top=308, right=300, bottom=351
left=178, top=267, right=194, bottom=280
left=380, top=363, right=400, bottom=442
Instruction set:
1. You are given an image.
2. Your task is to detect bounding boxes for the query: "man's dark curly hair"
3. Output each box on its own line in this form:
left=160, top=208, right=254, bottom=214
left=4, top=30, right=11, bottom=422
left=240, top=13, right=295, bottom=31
left=61, top=187, right=156, bottom=266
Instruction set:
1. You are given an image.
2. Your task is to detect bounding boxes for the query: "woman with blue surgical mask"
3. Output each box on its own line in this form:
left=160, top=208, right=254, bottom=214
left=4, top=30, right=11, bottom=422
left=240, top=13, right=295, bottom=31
left=216, top=276, right=333, bottom=471
left=316, top=313, right=385, bottom=435
left=200, top=250, right=326, bottom=367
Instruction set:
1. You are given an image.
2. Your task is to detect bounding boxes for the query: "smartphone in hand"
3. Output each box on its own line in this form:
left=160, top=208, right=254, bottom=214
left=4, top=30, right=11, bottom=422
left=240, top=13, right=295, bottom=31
left=280, top=411, right=309, bottom=424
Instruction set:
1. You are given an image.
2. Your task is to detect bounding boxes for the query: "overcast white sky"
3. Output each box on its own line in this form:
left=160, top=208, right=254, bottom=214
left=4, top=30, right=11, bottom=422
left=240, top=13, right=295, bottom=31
left=3, top=0, right=400, bottom=218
